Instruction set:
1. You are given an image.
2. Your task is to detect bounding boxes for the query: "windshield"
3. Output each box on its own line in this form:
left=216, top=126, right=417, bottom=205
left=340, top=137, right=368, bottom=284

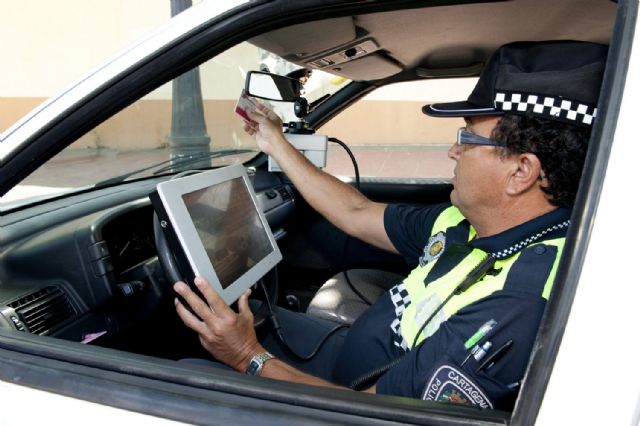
left=0, top=42, right=350, bottom=210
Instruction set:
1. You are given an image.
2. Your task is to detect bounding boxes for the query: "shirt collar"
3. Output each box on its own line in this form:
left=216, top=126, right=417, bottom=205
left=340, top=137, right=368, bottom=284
left=469, top=208, right=571, bottom=259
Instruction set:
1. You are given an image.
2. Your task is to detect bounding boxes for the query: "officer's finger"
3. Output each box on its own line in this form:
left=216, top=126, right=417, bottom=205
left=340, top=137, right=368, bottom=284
left=255, top=102, right=269, bottom=114
left=194, top=277, right=232, bottom=319
left=174, top=297, right=208, bottom=336
left=242, top=120, right=256, bottom=135
left=237, top=289, right=253, bottom=321
left=254, top=103, right=279, bottom=122
left=173, top=281, right=214, bottom=320
left=248, top=107, right=267, bottom=123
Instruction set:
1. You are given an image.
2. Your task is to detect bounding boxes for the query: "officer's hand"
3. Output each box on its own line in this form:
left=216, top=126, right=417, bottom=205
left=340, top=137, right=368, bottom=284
left=174, top=277, right=263, bottom=372
left=242, top=103, right=286, bottom=156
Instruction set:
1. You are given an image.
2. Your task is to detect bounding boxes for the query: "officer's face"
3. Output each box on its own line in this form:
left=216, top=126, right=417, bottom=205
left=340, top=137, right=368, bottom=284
left=447, top=116, right=512, bottom=231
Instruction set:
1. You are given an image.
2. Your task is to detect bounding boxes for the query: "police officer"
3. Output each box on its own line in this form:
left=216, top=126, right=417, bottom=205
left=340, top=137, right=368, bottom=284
left=173, top=40, right=607, bottom=410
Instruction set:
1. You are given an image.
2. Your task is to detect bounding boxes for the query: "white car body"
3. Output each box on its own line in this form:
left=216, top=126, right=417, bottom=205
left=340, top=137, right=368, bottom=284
left=1, top=1, right=638, bottom=425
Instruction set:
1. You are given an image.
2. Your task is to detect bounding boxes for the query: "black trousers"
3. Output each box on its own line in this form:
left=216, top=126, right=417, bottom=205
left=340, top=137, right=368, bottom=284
left=184, top=306, right=350, bottom=383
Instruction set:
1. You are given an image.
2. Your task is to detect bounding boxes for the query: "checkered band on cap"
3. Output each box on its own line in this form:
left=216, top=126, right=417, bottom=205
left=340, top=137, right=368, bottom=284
left=494, top=91, right=597, bottom=126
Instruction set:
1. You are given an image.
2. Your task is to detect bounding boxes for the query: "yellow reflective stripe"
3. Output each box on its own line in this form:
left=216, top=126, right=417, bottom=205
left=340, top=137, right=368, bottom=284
left=432, top=206, right=465, bottom=235
left=431, top=205, right=477, bottom=241
left=400, top=253, right=440, bottom=300
left=401, top=249, right=500, bottom=347
left=443, top=256, right=515, bottom=316
left=540, top=238, right=566, bottom=299
left=469, top=225, right=477, bottom=241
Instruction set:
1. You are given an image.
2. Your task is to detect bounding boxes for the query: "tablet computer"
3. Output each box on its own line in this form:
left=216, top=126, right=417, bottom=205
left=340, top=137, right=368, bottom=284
left=150, top=164, right=282, bottom=305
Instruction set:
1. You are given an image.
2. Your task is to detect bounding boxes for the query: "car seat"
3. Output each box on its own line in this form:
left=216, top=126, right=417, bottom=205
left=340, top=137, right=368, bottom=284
left=306, top=269, right=405, bottom=325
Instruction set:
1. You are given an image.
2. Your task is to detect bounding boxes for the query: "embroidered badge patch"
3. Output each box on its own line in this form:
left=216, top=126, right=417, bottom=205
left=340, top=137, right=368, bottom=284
left=420, top=231, right=446, bottom=266
left=422, top=365, right=494, bottom=409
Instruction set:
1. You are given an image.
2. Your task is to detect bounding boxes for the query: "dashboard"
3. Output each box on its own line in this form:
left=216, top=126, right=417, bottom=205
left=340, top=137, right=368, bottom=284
left=102, top=206, right=157, bottom=278
left=0, top=168, right=295, bottom=344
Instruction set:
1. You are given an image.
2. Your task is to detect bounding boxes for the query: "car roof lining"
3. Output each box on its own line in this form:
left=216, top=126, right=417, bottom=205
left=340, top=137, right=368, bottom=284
left=250, top=0, right=616, bottom=82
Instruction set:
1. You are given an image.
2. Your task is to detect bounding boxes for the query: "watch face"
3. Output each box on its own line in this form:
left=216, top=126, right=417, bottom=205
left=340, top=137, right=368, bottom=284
left=246, top=352, right=273, bottom=375
left=247, top=359, right=261, bottom=375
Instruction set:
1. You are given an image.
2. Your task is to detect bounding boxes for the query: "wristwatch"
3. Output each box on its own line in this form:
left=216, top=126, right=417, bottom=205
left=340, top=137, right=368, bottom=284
left=245, top=351, right=275, bottom=376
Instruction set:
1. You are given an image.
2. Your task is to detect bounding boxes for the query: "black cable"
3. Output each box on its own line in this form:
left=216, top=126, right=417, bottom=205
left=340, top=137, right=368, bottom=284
left=259, top=279, right=347, bottom=361
left=328, top=137, right=373, bottom=306
left=349, top=357, right=402, bottom=391
left=338, top=240, right=374, bottom=305
left=328, top=137, right=360, bottom=189
left=349, top=296, right=445, bottom=390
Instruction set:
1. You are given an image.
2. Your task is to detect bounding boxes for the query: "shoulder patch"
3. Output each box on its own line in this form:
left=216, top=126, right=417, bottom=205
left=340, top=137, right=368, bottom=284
left=420, top=231, right=446, bottom=266
left=422, top=365, right=494, bottom=409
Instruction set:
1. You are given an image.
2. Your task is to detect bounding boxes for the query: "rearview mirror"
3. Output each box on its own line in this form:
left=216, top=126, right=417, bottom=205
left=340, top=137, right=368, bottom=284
left=245, top=71, right=302, bottom=102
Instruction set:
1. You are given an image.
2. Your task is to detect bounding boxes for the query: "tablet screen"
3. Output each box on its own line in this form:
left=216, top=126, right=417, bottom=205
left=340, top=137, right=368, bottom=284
left=182, top=177, right=273, bottom=290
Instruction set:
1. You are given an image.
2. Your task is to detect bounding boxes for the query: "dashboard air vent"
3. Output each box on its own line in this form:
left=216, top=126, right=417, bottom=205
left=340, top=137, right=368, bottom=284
left=8, top=286, right=76, bottom=335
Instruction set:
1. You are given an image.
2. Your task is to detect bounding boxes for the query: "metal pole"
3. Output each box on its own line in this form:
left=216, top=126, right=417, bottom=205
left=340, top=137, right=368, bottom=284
left=168, top=0, right=211, bottom=170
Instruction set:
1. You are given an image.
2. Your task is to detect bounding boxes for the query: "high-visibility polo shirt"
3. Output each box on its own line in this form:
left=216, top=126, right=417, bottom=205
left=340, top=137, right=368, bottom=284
left=332, top=203, right=570, bottom=410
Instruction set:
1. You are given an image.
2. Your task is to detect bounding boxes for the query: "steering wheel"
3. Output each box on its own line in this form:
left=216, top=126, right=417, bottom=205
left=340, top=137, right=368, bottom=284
left=152, top=213, right=275, bottom=327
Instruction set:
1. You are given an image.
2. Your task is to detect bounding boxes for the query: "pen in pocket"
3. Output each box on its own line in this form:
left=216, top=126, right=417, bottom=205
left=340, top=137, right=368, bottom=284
left=461, top=340, right=492, bottom=366
left=464, top=319, right=497, bottom=349
left=476, top=339, right=514, bottom=372
left=461, top=319, right=497, bottom=366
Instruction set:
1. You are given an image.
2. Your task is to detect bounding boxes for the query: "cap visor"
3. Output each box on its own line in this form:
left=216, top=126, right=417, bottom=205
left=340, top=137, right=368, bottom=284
left=423, top=101, right=502, bottom=118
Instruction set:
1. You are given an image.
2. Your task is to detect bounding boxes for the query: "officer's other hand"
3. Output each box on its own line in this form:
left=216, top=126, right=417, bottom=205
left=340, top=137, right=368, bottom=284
left=174, top=277, right=263, bottom=372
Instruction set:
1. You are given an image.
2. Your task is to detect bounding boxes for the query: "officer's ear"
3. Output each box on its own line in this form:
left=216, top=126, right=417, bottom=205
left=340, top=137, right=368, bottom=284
left=505, top=153, right=544, bottom=196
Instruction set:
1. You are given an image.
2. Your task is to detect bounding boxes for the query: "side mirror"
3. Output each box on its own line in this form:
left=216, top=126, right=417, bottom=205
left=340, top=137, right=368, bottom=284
left=245, top=71, right=302, bottom=102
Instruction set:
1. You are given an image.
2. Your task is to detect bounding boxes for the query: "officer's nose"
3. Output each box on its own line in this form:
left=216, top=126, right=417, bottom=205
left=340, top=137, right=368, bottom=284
left=448, top=142, right=462, bottom=161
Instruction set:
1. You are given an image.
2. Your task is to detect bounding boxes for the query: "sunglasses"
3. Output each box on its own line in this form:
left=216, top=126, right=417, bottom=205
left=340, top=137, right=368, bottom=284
left=457, top=127, right=546, bottom=180
left=457, top=128, right=503, bottom=147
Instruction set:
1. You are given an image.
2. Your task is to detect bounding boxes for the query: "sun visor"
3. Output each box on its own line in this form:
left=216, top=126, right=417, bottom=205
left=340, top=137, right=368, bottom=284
left=249, top=17, right=357, bottom=58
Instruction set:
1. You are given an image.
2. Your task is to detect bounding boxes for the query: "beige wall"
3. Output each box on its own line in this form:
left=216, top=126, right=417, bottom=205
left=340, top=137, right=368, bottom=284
left=1, top=1, right=169, bottom=98
left=320, top=100, right=463, bottom=145
left=1, top=0, right=171, bottom=134
left=0, top=98, right=42, bottom=133
left=2, top=97, right=464, bottom=148
left=69, top=99, right=256, bottom=150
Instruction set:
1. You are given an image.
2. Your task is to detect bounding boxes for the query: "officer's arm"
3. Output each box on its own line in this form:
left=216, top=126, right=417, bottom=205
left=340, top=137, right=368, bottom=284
left=258, top=358, right=378, bottom=394
left=244, top=104, right=397, bottom=254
